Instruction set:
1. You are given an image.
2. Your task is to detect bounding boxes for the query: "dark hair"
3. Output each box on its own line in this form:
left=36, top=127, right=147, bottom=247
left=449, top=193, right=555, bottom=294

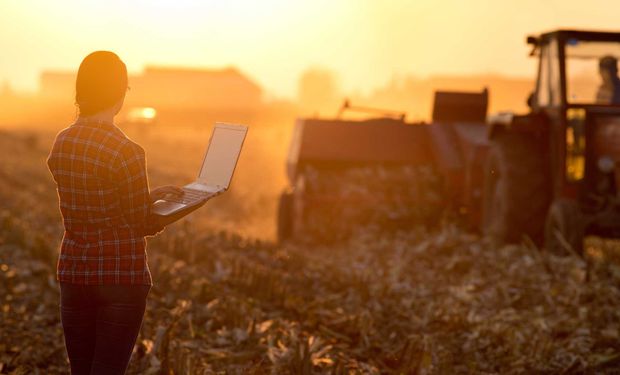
left=75, top=51, right=128, bottom=116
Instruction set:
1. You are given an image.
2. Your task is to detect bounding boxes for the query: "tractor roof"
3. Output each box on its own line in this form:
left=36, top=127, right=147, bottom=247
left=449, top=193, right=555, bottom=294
left=528, top=29, right=620, bottom=45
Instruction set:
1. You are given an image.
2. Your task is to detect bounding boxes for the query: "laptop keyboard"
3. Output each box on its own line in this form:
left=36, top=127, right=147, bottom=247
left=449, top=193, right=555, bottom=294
left=165, top=188, right=210, bottom=204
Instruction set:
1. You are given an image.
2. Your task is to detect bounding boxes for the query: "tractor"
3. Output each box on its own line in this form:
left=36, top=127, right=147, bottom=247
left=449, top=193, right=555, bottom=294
left=486, top=29, right=620, bottom=254
left=279, top=29, right=620, bottom=255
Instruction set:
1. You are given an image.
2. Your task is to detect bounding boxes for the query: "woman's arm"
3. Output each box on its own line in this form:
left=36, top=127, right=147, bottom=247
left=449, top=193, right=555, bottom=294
left=115, top=142, right=167, bottom=236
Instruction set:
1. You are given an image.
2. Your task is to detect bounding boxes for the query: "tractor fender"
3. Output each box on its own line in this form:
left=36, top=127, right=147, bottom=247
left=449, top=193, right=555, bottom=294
left=487, top=112, right=513, bottom=140
left=487, top=112, right=548, bottom=140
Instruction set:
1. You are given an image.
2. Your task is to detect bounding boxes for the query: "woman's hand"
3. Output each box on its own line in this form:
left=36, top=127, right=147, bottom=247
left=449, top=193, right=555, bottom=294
left=150, top=185, right=184, bottom=203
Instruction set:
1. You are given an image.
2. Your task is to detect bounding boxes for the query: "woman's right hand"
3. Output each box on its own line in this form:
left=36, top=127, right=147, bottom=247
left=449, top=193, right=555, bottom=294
left=150, top=185, right=184, bottom=203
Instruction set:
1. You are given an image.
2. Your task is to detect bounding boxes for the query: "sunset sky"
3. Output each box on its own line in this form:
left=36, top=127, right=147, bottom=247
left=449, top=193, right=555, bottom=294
left=1, top=0, right=620, bottom=98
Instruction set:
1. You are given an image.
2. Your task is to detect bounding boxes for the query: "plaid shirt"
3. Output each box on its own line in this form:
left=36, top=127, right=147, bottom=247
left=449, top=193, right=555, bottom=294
left=47, top=120, right=162, bottom=285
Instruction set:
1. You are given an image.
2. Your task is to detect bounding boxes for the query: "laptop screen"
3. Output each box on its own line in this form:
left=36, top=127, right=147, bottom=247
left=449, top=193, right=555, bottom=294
left=197, top=124, right=247, bottom=189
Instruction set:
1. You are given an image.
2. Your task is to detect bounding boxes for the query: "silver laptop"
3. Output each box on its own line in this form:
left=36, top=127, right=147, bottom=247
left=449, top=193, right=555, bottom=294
left=151, top=123, right=248, bottom=216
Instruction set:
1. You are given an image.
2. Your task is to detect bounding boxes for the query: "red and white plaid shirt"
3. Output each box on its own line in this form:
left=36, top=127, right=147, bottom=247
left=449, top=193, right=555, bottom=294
left=47, top=120, right=161, bottom=285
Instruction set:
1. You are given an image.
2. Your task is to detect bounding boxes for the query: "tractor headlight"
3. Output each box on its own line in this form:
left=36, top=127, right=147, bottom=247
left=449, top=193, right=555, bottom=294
left=597, top=156, right=615, bottom=174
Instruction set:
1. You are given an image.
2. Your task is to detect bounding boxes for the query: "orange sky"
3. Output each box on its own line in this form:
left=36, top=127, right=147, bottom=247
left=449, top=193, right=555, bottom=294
left=1, top=0, right=620, bottom=98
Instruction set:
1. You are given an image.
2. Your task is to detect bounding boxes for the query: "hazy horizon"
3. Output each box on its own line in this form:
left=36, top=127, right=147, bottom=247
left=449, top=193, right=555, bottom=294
left=2, top=0, right=620, bottom=98
left=4, top=62, right=533, bottom=96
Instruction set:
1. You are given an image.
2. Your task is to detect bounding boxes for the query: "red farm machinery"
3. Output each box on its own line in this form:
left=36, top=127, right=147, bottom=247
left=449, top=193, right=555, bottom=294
left=278, top=29, right=620, bottom=255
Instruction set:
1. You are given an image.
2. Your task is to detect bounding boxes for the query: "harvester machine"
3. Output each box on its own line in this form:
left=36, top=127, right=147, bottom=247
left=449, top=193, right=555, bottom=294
left=278, top=89, right=490, bottom=242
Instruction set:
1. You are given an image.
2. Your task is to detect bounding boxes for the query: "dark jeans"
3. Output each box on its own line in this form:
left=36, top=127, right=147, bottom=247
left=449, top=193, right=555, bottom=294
left=59, top=283, right=151, bottom=375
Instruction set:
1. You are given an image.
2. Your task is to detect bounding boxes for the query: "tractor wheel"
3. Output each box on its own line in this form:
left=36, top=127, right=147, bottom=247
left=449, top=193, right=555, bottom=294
left=482, top=132, right=550, bottom=246
left=544, top=199, right=584, bottom=256
left=277, top=191, right=294, bottom=243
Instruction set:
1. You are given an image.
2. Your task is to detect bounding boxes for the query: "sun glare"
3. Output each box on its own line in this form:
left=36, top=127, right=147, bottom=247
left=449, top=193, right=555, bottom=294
left=126, top=107, right=157, bottom=123
left=141, top=107, right=157, bottom=119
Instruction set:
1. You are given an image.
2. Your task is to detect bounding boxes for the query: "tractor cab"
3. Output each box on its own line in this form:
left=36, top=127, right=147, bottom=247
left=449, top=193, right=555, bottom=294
left=530, top=30, right=620, bottom=193
left=530, top=29, right=620, bottom=110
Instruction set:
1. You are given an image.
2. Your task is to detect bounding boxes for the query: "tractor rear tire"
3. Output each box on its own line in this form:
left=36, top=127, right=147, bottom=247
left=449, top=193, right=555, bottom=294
left=277, top=191, right=294, bottom=243
left=544, top=199, right=584, bottom=256
left=482, top=131, right=550, bottom=246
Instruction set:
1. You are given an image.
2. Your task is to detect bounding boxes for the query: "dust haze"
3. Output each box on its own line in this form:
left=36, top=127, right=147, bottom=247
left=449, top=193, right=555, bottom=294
left=0, top=66, right=536, bottom=240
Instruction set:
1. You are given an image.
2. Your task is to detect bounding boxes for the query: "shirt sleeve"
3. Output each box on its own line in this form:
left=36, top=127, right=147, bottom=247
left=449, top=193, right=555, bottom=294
left=46, top=132, right=63, bottom=183
left=114, top=142, right=164, bottom=236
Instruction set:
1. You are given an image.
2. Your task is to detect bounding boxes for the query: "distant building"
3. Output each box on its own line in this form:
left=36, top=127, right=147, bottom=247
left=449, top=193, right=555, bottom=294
left=38, top=66, right=262, bottom=111
left=130, top=67, right=262, bottom=110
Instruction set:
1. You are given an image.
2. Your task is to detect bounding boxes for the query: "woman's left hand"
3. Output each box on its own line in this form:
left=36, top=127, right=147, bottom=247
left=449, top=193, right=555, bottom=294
left=150, top=185, right=184, bottom=202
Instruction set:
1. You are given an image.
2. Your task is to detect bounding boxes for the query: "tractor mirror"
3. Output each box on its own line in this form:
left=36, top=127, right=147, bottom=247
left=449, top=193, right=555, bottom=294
left=527, top=92, right=535, bottom=109
left=527, top=36, right=540, bottom=56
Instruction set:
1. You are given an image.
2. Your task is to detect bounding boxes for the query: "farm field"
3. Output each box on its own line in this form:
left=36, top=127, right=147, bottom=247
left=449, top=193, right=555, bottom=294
left=1, top=121, right=620, bottom=374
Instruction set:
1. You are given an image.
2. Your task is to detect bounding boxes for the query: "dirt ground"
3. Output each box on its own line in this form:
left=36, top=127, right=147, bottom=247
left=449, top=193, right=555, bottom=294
left=1, top=124, right=620, bottom=374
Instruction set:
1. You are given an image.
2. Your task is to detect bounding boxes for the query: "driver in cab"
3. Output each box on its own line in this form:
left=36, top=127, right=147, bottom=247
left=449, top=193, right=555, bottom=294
left=596, top=55, right=620, bottom=104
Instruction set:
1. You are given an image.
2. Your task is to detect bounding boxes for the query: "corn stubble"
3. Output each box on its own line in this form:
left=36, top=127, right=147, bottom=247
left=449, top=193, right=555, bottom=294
left=1, top=130, right=620, bottom=374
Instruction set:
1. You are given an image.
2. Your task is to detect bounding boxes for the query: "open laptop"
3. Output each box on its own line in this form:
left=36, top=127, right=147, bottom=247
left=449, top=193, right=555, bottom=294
left=151, top=123, right=248, bottom=216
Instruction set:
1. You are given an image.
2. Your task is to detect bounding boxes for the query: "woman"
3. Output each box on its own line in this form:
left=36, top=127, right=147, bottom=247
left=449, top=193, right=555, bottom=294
left=47, top=51, right=182, bottom=374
